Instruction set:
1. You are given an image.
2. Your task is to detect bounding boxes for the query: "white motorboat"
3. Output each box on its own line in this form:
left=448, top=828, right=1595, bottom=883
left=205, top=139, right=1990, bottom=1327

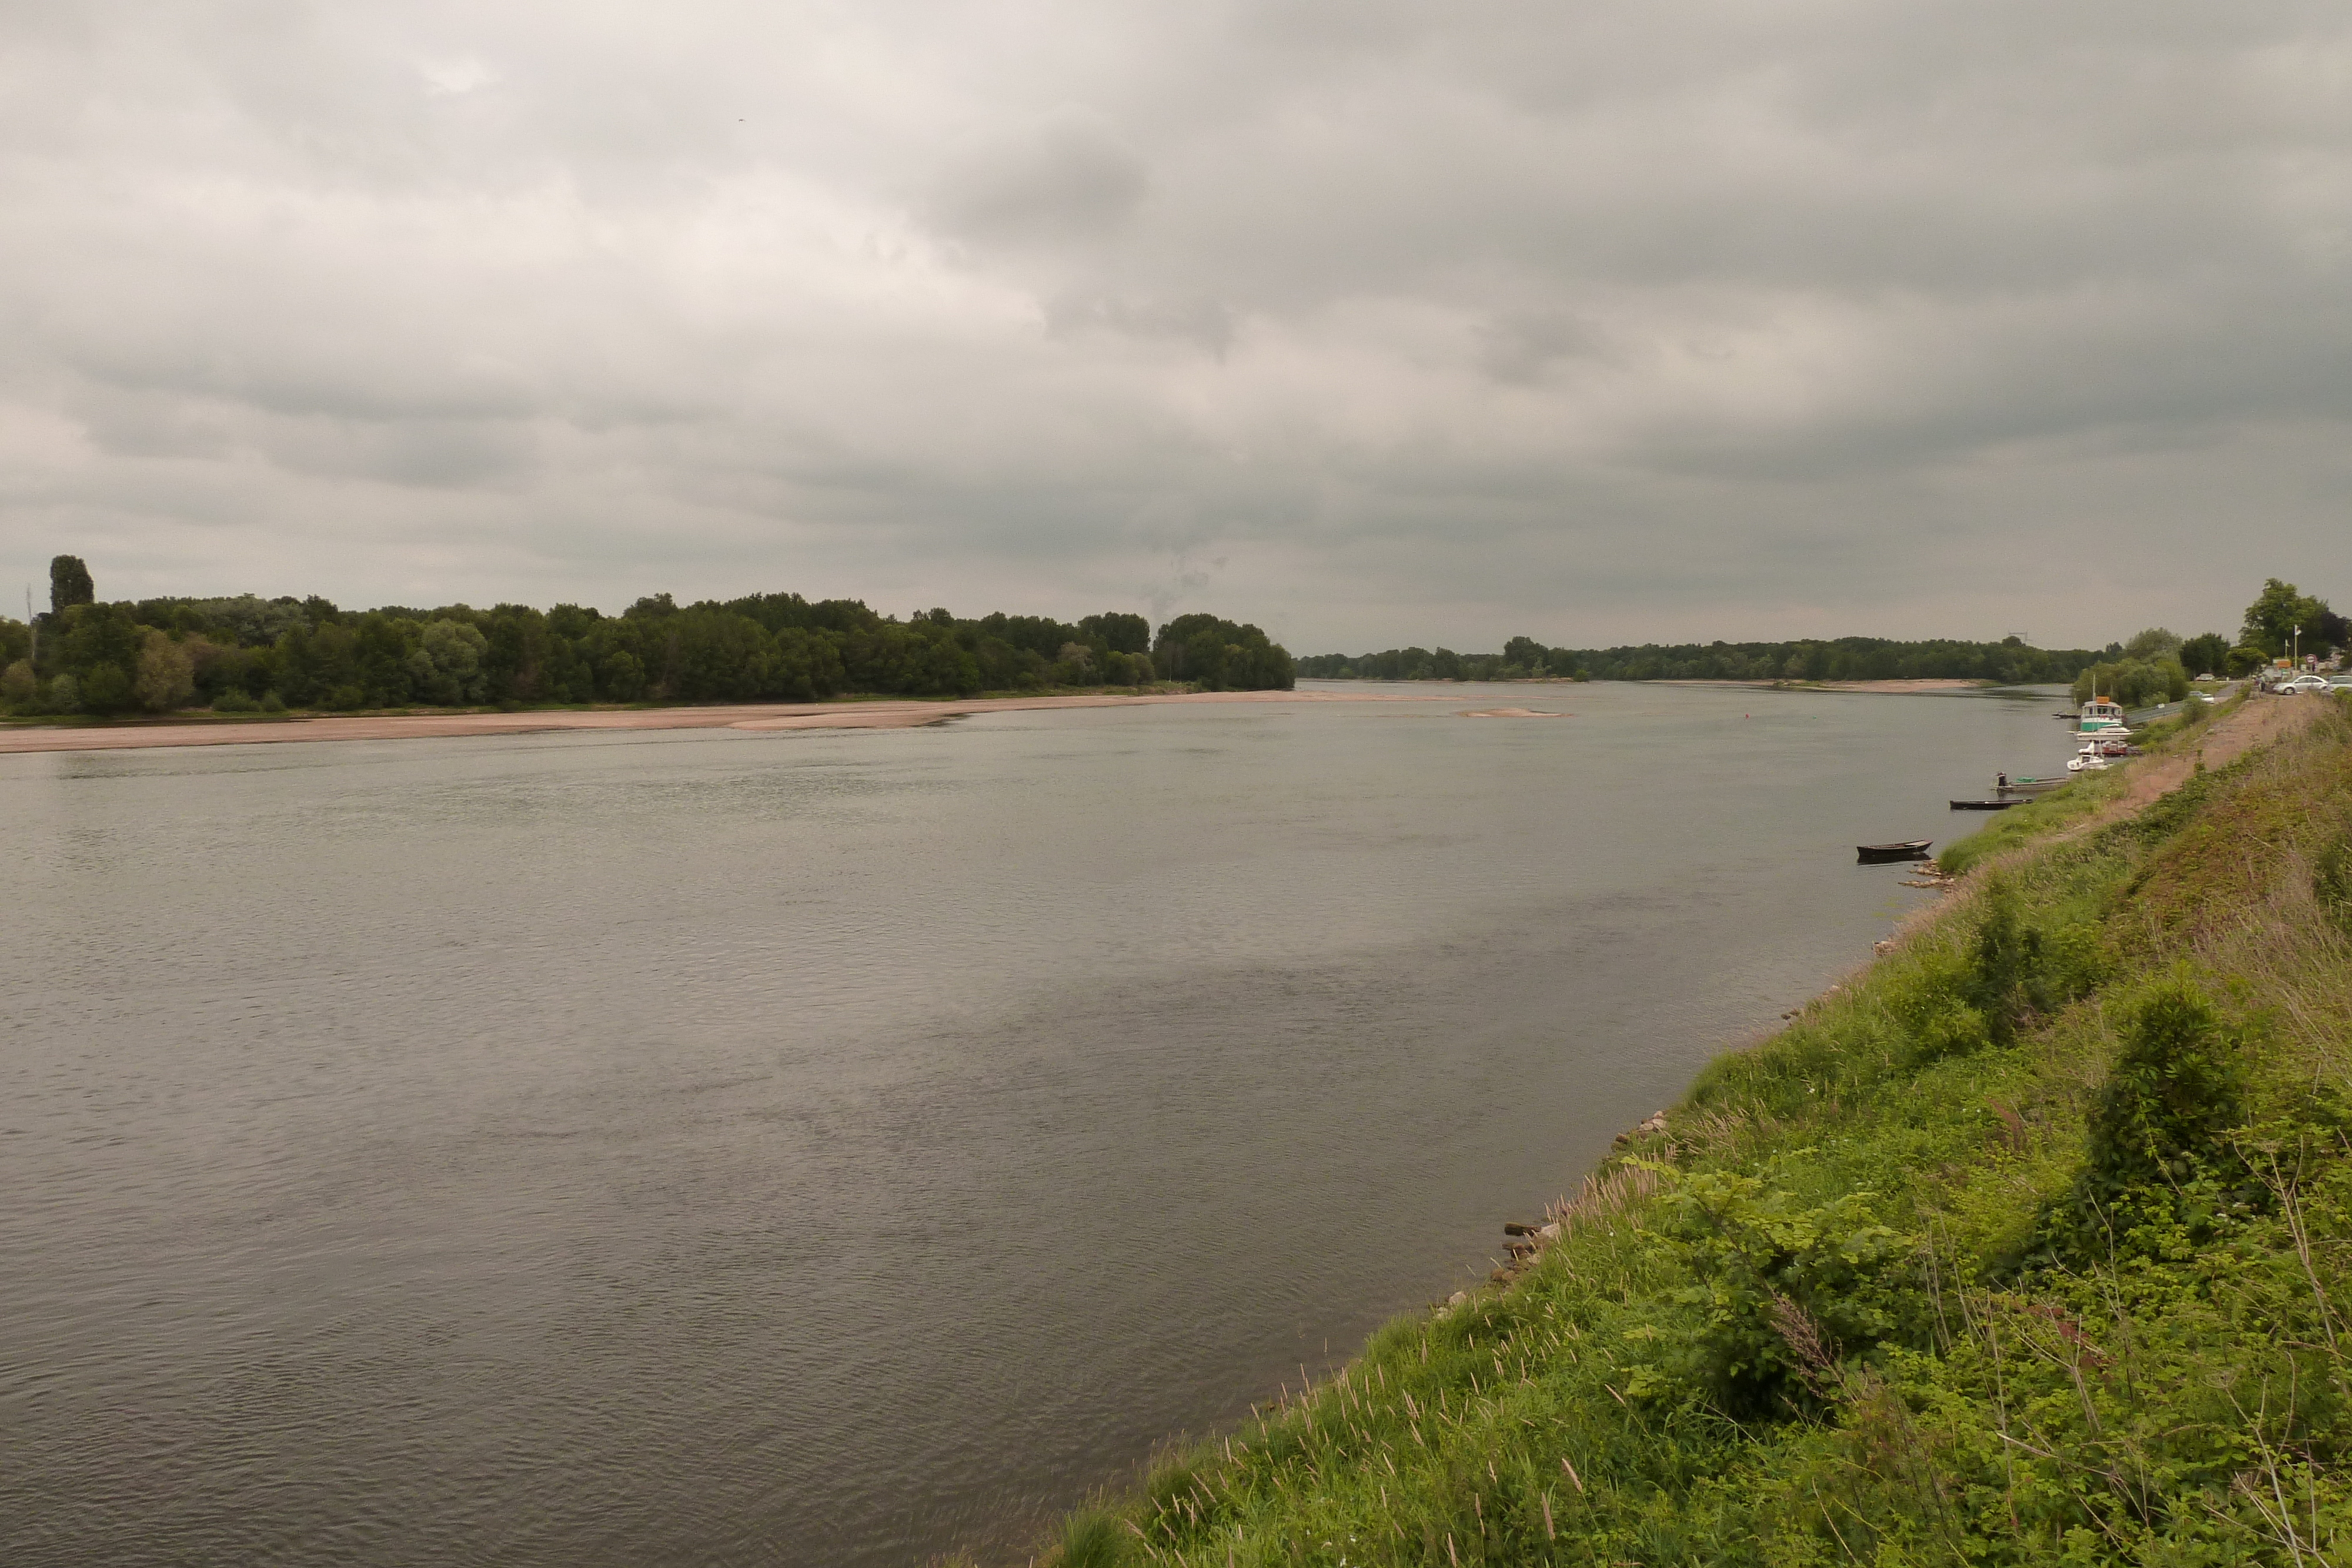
left=2075, top=696, right=2131, bottom=738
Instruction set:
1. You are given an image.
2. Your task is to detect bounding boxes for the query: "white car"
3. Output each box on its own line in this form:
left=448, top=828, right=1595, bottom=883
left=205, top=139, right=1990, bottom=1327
left=2281, top=674, right=2331, bottom=693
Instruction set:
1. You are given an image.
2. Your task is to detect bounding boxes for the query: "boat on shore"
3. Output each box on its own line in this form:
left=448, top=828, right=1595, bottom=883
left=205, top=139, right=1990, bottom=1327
left=1857, top=840, right=1935, bottom=863
left=1950, top=799, right=2020, bottom=811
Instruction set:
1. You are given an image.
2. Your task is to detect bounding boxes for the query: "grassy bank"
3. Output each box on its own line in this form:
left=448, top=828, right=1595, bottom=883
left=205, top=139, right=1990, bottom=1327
left=1035, top=691, right=2352, bottom=1566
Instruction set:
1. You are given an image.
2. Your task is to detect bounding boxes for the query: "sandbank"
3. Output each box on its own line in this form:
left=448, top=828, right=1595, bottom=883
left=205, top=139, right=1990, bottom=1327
left=0, top=688, right=1421, bottom=757
left=1650, top=677, right=1995, bottom=694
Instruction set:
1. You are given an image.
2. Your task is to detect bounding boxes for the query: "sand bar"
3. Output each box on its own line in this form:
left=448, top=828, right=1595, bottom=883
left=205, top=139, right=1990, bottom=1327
left=1650, top=677, right=1993, bottom=694
left=0, top=688, right=1424, bottom=757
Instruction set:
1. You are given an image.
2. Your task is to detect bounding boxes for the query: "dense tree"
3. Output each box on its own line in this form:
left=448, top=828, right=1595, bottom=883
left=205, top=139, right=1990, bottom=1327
left=1302, top=634, right=2093, bottom=686
left=0, top=569, right=1290, bottom=716
left=49, top=556, right=95, bottom=615
left=133, top=631, right=195, bottom=712
left=2239, top=577, right=2336, bottom=658
left=1080, top=612, right=1150, bottom=656
left=2071, top=657, right=2189, bottom=707
left=2176, top=632, right=2230, bottom=678
left=1152, top=613, right=1295, bottom=691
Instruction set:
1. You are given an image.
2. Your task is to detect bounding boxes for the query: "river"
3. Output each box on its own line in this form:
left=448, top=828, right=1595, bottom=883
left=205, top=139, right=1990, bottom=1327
left=0, top=681, right=2076, bottom=1564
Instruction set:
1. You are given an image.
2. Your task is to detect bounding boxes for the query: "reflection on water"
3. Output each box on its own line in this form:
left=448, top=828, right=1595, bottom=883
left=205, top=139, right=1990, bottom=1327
left=0, top=683, right=2073, bottom=1564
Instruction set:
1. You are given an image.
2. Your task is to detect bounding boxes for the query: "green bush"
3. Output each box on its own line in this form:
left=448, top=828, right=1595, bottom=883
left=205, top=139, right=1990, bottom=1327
left=212, top=688, right=257, bottom=713
left=2318, top=831, right=2352, bottom=934
left=1661, top=1170, right=1910, bottom=1419
left=80, top=662, right=135, bottom=714
left=2084, top=978, right=2245, bottom=1189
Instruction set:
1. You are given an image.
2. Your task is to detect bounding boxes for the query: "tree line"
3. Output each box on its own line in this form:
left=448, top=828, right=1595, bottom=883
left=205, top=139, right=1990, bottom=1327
left=0, top=557, right=1294, bottom=717
left=1299, top=634, right=2102, bottom=685
left=1299, top=578, right=2344, bottom=691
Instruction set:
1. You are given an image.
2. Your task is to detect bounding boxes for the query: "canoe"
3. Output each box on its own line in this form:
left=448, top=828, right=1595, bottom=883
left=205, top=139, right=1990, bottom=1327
left=1950, top=800, right=2020, bottom=811
left=1857, top=840, right=1934, bottom=863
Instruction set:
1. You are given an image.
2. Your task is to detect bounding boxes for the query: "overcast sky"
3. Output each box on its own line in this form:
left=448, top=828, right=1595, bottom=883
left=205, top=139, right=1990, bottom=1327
left=2, top=1, right=2347, bottom=651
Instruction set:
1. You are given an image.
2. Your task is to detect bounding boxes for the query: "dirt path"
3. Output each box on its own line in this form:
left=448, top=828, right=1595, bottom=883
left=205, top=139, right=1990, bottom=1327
left=2097, top=694, right=2326, bottom=821
left=0, top=688, right=1422, bottom=757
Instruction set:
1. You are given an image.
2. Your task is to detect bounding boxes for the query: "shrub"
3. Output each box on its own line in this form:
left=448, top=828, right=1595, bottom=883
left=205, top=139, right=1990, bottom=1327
left=1661, top=1171, right=1910, bottom=1419
left=212, top=688, right=257, bottom=713
left=80, top=663, right=135, bottom=714
left=2316, top=831, right=2352, bottom=935
left=1054, top=1509, right=1128, bottom=1568
left=134, top=630, right=196, bottom=711
left=258, top=690, right=286, bottom=713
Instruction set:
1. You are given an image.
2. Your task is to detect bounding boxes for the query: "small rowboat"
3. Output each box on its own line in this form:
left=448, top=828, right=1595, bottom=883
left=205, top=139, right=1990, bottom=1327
left=1950, top=799, right=2020, bottom=811
left=1857, top=840, right=1934, bottom=863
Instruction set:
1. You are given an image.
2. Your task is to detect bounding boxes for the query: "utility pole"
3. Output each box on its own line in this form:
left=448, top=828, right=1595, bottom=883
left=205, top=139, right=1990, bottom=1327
left=24, top=585, right=33, bottom=669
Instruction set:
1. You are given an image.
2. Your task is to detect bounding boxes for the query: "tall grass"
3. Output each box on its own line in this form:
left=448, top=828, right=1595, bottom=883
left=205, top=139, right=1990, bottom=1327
left=1028, top=697, right=2352, bottom=1565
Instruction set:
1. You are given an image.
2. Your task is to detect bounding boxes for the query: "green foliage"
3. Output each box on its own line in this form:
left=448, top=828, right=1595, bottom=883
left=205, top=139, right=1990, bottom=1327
left=5, top=567, right=1292, bottom=716
left=1659, top=1170, right=1910, bottom=1417
left=2241, top=576, right=2340, bottom=658
left=79, top=661, right=134, bottom=714
left=1056, top=1509, right=1128, bottom=1567
left=2227, top=643, right=2273, bottom=677
left=1301, top=633, right=2092, bottom=684
left=2319, top=831, right=2352, bottom=934
left=133, top=630, right=195, bottom=711
left=1035, top=691, right=2352, bottom=1568
left=49, top=553, right=94, bottom=614
left=1152, top=613, right=1295, bottom=691
left=2178, top=631, right=2230, bottom=677
left=2071, top=654, right=2188, bottom=706
left=2083, top=979, right=2245, bottom=1192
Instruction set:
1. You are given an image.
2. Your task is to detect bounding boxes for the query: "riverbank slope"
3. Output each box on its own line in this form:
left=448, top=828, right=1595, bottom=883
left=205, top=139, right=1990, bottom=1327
left=1040, top=690, right=2352, bottom=1566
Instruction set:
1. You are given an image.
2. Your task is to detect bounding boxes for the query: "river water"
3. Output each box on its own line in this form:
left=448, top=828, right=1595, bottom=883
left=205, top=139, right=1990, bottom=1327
left=0, top=681, right=2076, bottom=1565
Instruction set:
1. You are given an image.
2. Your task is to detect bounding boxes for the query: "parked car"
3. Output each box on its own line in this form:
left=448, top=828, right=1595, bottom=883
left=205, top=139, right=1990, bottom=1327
left=2281, top=674, right=2331, bottom=693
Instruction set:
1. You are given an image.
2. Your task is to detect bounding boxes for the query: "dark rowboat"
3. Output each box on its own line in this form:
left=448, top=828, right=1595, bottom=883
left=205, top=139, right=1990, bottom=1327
left=1857, top=840, right=1934, bottom=863
left=1950, top=799, right=2020, bottom=811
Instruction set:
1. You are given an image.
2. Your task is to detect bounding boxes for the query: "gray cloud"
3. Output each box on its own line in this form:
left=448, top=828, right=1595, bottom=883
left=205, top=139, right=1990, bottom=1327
left=1, top=0, right=2348, bottom=648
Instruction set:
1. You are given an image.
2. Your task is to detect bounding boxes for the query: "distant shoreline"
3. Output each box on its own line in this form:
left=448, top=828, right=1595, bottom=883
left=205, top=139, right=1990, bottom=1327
left=0, top=688, right=1420, bottom=757
left=1647, top=677, right=1997, bottom=694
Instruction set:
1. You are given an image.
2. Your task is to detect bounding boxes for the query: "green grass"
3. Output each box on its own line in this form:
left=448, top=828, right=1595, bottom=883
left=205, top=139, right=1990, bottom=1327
left=1032, top=694, right=2352, bottom=1566
left=1935, top=690, right=2244, bottom=877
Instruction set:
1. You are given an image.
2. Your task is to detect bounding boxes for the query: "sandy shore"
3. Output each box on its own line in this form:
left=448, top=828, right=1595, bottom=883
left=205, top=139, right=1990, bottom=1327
left=1651, top=677, right=1994, bottom=694
left=0, top=688, right=1422, bottom=757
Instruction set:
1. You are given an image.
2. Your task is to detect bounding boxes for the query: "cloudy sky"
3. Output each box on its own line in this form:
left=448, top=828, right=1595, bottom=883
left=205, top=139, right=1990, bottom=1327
left=3, top=1, right=2347, bottom=651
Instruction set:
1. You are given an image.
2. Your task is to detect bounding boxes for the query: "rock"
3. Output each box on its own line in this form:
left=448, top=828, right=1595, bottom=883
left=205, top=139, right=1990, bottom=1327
left=1447, top=1290, right=1469, bottom=1308
left=1504, top=1221, right=1540, bottom=1236
left=1539, top=1222, right=1562, bottom=1242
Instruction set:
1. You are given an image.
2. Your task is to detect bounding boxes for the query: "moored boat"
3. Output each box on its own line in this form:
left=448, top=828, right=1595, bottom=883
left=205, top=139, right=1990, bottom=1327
left=1857, top=840, right=1935, bottom=863
left=2076, top=696, right=2131, bottom=739
left=1950, top=799, right=2020, bottom=811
